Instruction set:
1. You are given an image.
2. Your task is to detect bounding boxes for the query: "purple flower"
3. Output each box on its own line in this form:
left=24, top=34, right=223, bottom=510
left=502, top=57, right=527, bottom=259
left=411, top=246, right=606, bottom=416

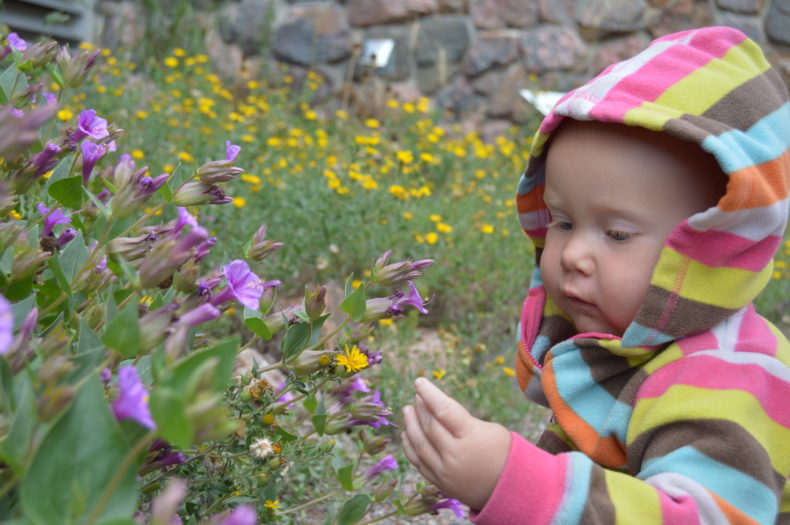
left=100, top=367, right=112, bottom=384
left=10, top=108, right=23, bottom=118
left=388, top=281, right=429, bottom=316
left=365, top=455, right=398, bottom=479
left=0, top=294, right=12, bottom=354
left=80, top=141, right=106, bottom=184
left=194, top=237, right=216, bottom=262
left=225, top=140, right=241, bottom=162
left=56, top=228, right=77, bottom=248
left=348, top=390, right=395, bottom=429
left=111, top=366, right=156, bottom=429
left=174, top=207, right=198, bottom=235
left=334, top=377, right=370, bottom=406
left=137, top=173, right=169, bottom=196
left=216, top=505, right=256, bottom=525
left=274, top=382, right=295, bottom=407
left=42, top=92, right=57, bottom=105
left=30, top=142, right=61, bottom=176
left=431, top=496, right=466, bottom=519
left=8, top=33, right=28, bottom=51
left=36, top=203, right=71, bottom=236
left=73, top=109, right=109, bottom=142
left=179, top=303, right=221, bottom=327
left=209, top=260, right=266, bottom=310
left=160, top=451, right=187, bottom=467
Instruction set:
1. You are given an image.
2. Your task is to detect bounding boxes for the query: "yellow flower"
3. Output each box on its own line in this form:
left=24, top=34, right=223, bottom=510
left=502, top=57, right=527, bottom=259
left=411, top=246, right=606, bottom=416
left=241, top=134, right=255, bottom=143
left=437, top=222, right=453, bottom=234
left=135, top=110, right=149, bottom=119
left=304, top=109, right=317, bottom=120
left=494, top=356, right=505, bottom=365
left=178, top=151, right=194, bottom=163
left=352, top=279, right=363, bottom=289
left=9, top=210, right=21, bottom=220
left=131, top=149, right=145, bottom=160
left=262, top=413, right=276, bottom=425
left=402, top=211, right=414, bottom=220
left=503, top=367, right=515, bottom=377
left=432, top=368, right=446, bottom=380
left=173, top=47, right=187, bottom=57
left=378, top=318, right=394, bottom=327
left=481, top=223, right=495, bottom=234
left=264, top=499, right=281, bottom=511
left=164, top=57, right=179, bottom=68
left=241, top=174, right=261, bottom=185
left=364, top=118, right=380, bottom=129
left=425, top=232, right=439, bottom=244
left=414, top=233, right=425, bottom=244
left=57, top=109, right=73, bottom=121
left=396, top=150, right=414, bottom=164
left=336, top=109, right=349, bottom=120
left=336, top=344, right=369, bottom=373
left=233, top=197, right=247, bottom=208
left=429, top=214, right=442, bottom=222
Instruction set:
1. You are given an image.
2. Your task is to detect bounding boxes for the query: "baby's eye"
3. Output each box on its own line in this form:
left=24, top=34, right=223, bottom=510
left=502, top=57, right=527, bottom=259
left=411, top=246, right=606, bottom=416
left=548, top=220, right=572, bottom=231
left=606, top=229, right=631, bottom=241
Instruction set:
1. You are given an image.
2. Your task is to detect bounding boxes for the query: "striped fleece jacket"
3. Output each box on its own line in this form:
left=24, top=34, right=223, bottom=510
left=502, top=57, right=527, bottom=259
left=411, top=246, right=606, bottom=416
left=472, top=27, right=790, bottom=524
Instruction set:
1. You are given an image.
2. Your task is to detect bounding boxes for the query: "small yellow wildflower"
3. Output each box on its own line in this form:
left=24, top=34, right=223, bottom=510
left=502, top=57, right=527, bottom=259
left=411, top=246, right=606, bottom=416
left=241, top=174, right=262, bottom=185
left=336, top=344, right=369, bottom=373
left=352, top=279, right=363, bottom=289
left=57, top=109, right=73, bottom=121
left=425, top=232, right=439, bottom=244
left=264, top=499, right=281, bottom=511
left=135, top=110, right=149, bottom=119
left=178, top=151, right=194, bottom=163
left=494, top=356, right=505, bottom=365
left=503, top=367, right=515, bottom=377
left=262, top=413, right=276, bottom=425
left=173, top=47, right=187, bottom=57
left=437, top=223, right=453, bottom=234
left=164, top=57, right=179, bottom=68
left=433, top=368, right=446, bottom=380
left=304, top=109, right=317, bottom=120
left=429, top=214, right=442, bottom=222
left=336, top=109, right=349, bottom=120
left=415, top=233, right=425, bottom=244
left=396, top=150, right=414, bottom=164
left=364, top=118, right=380, bottom=129
left=402, top=211, right=414, bottom=220
left=233, top=197, right=247, bottom=208
left=379, top=318, right=394, bottom=327
left=131, top=149, right=145, bottom=160
left=481, top=223, right=495, bottom=234
left=241, top=134, right=255, bottom=143
left=9, top=210, right=21, bottom=220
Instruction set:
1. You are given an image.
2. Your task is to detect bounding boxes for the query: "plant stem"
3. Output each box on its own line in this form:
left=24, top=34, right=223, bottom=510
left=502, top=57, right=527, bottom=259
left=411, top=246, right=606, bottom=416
left=0, top=474, right=19, bottom=500
left=308, top=316, right=351, bottom=350
left=278, top=487, right=343, bottom=515
left=84, top=430, right=155, bottom=525
left=358, top=510, right=400, bottom=525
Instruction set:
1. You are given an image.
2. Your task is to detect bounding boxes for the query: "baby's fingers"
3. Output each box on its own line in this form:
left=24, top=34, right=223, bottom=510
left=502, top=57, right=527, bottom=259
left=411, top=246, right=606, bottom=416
left=402, top=405, right=441, bottom=482
left=414, top=377, right=474, bottom=438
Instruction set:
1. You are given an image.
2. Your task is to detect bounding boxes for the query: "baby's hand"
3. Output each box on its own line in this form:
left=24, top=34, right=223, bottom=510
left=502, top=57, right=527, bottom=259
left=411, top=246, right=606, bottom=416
left=402, top=377, right=511, bottom=510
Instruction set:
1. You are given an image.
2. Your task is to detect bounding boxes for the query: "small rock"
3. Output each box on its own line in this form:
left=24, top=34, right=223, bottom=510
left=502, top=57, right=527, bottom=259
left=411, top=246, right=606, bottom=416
left=416, top=61, right=461, bottom=93
left=649, top=0, right=715, bottom=38
left=592, top=33, right=651, bottom=74
left=487, top=63, right=531, bottom=122
left=718, top=12, right=764, bottom=42
left=519, top=26, right=587, bottom=74
left=435, top=76, right=484, bottom=119
left=347, top=0, right=410, bottom=26
left=472, top=0, right=540, bottom=29
left=436, top=0, right=469, bottom=13
left=539, top=0, right=575, bottom=24
left=462, top=35, right=519, bottom=76
left=272, top=4, right=353, bottom=65
left=575, top=0, right=648, bottom=34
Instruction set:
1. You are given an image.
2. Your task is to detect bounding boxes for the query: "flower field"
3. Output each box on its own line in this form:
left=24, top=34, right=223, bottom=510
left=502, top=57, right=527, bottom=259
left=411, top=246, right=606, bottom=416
left=1, top=27, right=788, bottom=525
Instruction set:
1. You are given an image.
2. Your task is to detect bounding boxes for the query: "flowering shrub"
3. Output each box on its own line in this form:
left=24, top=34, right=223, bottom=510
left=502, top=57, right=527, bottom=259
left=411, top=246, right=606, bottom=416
left=0, top=33, right=463, bottom=524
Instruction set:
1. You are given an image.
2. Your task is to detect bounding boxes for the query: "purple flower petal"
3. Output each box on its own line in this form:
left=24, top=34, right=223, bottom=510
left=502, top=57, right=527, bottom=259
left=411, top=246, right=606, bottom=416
left=80, top=141, right=106, bottom=184
left=36, top=203, right=71, bottom=236
left=75, top=109, right=109, bottom=142
left=0, top=294, right=12, bottom=354
left=225, top=140, right=241, bottom=162
left=111, top=366, right=156, bottom=429
left=8, top=33, right=28, bottom=51
left=210, top=260, right=264, bottom=310
left=431, top=497, right=466, bottom=519
left=365, top=455, right=398, bottom=479
left=217, top=505, right=256, bottom=525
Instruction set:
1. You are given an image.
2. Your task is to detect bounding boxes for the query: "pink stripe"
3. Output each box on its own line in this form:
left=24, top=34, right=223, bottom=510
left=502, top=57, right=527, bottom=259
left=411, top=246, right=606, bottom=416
left=666, top=223, right=780, bottom=271
left=588, top=30, right=744, bottom=122
left=735, top=304, right=778, bottom=356
left=658, top=489, right=702, bottom=525
left=677, top=330, right=720, bottom=355
left=636, top=357, right=790, bottom=428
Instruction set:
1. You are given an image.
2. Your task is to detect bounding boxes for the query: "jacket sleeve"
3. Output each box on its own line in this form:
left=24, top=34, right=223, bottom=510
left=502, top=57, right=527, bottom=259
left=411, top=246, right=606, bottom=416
left=472, top=352, right=790, bottom=524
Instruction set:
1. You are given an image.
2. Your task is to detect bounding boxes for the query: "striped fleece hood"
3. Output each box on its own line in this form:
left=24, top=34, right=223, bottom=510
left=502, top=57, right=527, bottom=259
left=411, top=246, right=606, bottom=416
left=515, top=26, right=790, bottom=396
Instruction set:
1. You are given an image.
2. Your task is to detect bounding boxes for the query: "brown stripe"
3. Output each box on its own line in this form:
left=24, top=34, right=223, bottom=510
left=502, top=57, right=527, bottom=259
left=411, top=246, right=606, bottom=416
left=536, top=423, right=576, bottom=454
left=635, top=285, right=738, bottom=340
left=572, top=337, right=651, bottom=401
left=581, top=466, right=617, bottom=524
left=664, top=67, right=788, bottom=141
left=628, top=419, right=786, bottom=490
left=777, top=511, right=790, bottom=525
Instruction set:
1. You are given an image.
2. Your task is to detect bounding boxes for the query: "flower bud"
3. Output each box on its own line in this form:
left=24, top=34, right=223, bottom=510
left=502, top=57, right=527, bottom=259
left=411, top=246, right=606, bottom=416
left=374, top=480, right=397, bottom=503
left=140, top=303, right=179, bottom=352
left=11, top=248, right=50, bottom=282
left=245, top=224, right=283, bottom=262
left=173, top=259, right=201, bottom=294
left=164, top=324, right=188, bottom=363
left=58, top=46, right=101, bottom=88
left=285, top=349, right=335, bottom=377
left=303, top=285, right=326, bottom=320
left=197, top=159, right=244, bottom=184
left=37, top=384, right=75, bottom=422
left=20, top=40, right=58, bottom=69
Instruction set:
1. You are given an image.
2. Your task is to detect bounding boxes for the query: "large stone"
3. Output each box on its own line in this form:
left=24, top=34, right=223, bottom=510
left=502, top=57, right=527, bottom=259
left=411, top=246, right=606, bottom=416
left=719, top=12, right=764, bottom=42
left=437, top=0, right=469, bottom=13
left=358, top=25, right=413, bottom=81
left=272, top=4, right=353, bottom=65
left=575, top=0, right=648, bottom=34
left=714, top=0, right=764, bottom=14
left=218, top=0, right=279, bottom=56
left=486, top=63, right=531, bottom=122
left=649, top=0, right=714, bottom=38
left=766, top=0, right=790, bottom=46
left=435, top=76, right=484, bottom=119
left=519, top=26, right=587, bottom=74
left=591, top=33, right=651, bottom=74
left=539, top=0, right=575, bottom=24
left=205, top=26, right=244, bottom=79
left=415, top=16, right=471, bottom=66
left=462, top=35, right=518, bottom=76
left=347, top=0, right=437, bottom=26
left=472, top=0, right=540, bottom=29
left=416, top=61, right=461, bottom=93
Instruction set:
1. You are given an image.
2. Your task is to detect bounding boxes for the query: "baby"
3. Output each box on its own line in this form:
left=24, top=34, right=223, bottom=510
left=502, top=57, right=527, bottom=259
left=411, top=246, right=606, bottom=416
left=403, top=26, right=790, bottom=524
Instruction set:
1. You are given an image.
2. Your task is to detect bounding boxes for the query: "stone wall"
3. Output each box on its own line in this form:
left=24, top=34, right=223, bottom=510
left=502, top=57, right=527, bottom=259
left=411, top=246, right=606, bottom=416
left=96, top=0, right=790, bottom=133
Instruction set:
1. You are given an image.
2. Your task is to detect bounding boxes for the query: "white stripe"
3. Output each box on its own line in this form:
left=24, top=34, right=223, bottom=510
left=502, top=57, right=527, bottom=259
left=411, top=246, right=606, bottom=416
left=709, top=306, right=746, bottom=352
left=519, top=209, right=550, bottom=231
left=644, top=472, right=728, bottom=525
left=688, top=198, right=789, bottom=241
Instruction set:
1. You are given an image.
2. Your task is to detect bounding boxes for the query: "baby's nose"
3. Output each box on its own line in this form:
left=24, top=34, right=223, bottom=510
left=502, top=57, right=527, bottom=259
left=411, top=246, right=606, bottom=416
left=560, top=234, right=594, bottom=276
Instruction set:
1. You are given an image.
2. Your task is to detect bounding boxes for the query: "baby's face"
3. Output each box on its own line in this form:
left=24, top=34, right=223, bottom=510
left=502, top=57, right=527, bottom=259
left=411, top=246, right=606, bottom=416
left=540, top=121, right=724, bottom=337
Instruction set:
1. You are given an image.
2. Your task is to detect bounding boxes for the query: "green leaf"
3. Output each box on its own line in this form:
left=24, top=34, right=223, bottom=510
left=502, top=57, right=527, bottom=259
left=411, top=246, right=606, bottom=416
left=162, top=336, right=238, bottom=394
left=281, top=322, right=311, bottom=362
left=312, top=413, right=327, bottom=436
left=47, top=63, right=65, bottom=89
left=243, top=307, right=272, bottom=340
left=47, top=254, right=72, bottom=294
left=335, top=464, right=355, bottom=492
left=273, top=426, right=298, bottom=443
left=71, top=320, right=106, bottom=381
left=0, top=64, right=22, bottom=103
left=102, top=300, right=141, bottom=358
left=20, top=375, right=138, bottom=525
left=340, top=285, right=366, bottom=322
left=11, top=295, right=36, bottom=329
left=303, top=395, right=317, bottom=414
left=0, top=247, right=14, bottom=275
left=46, top=156, right=74, bottom=186
left=48, top=175, right=84, bottom=210
left=336, top=494, right=372, bottom=525
left=150, top=387, right=193, bottom=449
left=84, top=187, right=113, bottom=218
left=59, top=229, right=88, bottom=282
left=0, top=374, right=36, bottom=474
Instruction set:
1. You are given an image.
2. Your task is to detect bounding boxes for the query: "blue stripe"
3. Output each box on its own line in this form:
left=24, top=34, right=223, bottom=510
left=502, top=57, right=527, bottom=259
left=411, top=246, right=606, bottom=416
left=622, top=321, right=674, bottom=347
left=516, top=164, right=545, bottom=195
left=552, top=453, right=593, bottom=525
left=551, top=342, right=631, bottom=443
left=703, top=102, right=790, bottom=174
left=640, top=446, right=777, bottom=523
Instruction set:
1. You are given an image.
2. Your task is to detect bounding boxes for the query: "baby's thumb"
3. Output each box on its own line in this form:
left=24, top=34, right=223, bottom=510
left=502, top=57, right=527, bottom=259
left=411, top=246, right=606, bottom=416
left=415, top=377, right=473, bottom=437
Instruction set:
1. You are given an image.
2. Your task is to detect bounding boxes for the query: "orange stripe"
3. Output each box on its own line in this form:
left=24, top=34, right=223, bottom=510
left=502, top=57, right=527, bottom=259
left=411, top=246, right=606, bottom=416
left=515, top=346, right=535, bottom=392
left=542, top=353, right=628, bottom=468
left=719, top=149, right=790, bottom=212
left=516, top=184, right=545, bottom=214
left=709, top=490, right=760, bottom=525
